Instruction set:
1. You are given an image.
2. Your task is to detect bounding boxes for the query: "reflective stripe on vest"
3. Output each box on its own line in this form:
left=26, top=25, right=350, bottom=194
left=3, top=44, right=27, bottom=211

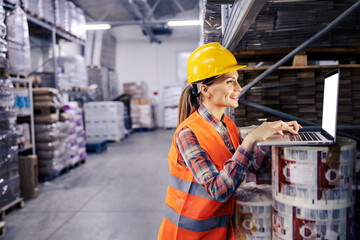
left=169, top=174, right=222, bottom=202
left=165, top=205, right=230, bottom=232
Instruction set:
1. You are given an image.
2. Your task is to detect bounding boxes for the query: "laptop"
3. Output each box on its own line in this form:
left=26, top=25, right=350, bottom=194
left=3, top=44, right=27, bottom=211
left=257, top=68, right=340, bottom=146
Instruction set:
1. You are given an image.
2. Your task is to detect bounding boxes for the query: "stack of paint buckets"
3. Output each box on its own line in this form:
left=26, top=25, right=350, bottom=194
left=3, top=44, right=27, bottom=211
left=272, top=136, right=356, bottom=239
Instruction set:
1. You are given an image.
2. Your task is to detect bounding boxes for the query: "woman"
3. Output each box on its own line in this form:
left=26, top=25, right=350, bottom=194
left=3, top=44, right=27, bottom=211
left=158, top=42, right=301, bottom=240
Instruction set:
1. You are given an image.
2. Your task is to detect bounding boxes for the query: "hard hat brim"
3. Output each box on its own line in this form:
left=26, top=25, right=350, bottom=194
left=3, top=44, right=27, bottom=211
left=189, top=64, right=247, bottom=83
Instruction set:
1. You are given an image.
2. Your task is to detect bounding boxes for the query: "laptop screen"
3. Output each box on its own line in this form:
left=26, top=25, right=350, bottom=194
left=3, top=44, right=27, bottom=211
left=321, top=69, right=339, bottom=139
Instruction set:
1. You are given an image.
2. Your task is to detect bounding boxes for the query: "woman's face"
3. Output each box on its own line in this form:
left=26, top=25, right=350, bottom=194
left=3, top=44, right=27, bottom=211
left=203, top=70, right=241, bottom=108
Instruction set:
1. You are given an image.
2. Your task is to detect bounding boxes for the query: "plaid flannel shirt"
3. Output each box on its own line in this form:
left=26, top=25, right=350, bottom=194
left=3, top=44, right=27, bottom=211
left=175, top=105, right=271, bottom=202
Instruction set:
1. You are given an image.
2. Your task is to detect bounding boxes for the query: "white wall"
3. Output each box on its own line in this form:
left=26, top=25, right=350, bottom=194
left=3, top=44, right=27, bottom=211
left=111, top=25, right=200, bottom=127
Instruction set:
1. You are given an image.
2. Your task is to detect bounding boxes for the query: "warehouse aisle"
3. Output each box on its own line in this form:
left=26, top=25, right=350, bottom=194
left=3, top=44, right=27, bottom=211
left=4, top=129, right=173, bottom=240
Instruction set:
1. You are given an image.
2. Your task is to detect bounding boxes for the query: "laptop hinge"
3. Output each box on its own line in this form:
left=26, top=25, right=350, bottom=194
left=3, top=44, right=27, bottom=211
left=321, top=130, right=334, bottom=141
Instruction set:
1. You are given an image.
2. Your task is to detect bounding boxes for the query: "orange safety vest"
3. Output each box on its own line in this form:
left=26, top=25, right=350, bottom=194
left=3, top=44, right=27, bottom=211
left=158, top=110, right=240, bottom=240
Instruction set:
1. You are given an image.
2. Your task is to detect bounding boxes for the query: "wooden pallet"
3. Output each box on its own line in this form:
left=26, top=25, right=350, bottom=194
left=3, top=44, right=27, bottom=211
left=71, top=158, right=86, bottom=169
left=13, top=82, right=29, bottom=89
left=0, top=198, right=24, bottom=221
left=39, top=165, right=71, bottom=182
left=133, top=127, right=155, bottom=132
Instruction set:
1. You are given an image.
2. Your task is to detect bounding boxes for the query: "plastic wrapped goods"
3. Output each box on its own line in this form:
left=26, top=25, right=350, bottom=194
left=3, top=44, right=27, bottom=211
left=130, top=99, right=154, bottom=129
left=0, top=130, right=19, bottom=207
left=0, top=78, right=16, bottom=132
left=44, top=55, right=88, bottom=89
left=54, top=0, right=69, bottom=31
left=163, top=86, right=182, bottom=107
left=21, top=0, right=42, bottom=16
left=235, top=183, right=272, bottom=240
left=0, top=0, right=7, bottom=59
left=6, top=6, right=31, bottom=75
left=84, top=101, right=126, bottom=142
left=76, top=7, right=86, bottom=40
left=0, top=77, right=14, bottom=109
left=163, top=107, right=177, bottom=129
left=123, top=82, right=147, bottom=99
left=0, top=131, right=18, bottom=163
left=42, top=0, right=54, bottom=24
left=199, top=0, right=222, bottom=44
left=35, top=122, right=71, bottom=176
left=63, top=102, right=86, bottom=165
left=0, top=109, right=16, bottom=131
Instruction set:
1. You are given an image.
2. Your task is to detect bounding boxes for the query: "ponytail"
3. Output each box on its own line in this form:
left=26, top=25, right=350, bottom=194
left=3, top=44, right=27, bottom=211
left=177, top=75, right=219, bottom=126
left=177, top=85, right=200, bottom=126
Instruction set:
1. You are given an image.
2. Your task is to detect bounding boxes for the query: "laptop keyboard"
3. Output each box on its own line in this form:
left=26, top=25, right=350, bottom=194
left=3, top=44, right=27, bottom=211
left=290, top=132, right=321, bottom=141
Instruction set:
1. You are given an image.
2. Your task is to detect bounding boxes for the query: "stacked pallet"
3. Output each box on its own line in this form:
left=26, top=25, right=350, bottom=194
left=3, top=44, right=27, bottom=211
left=0, top=78, right=22, bottom=210
left=6, top=6, right=31, bottom=76
left=163, top=86, right=182, bottom=129
left=199, top=2, right=222, bottom=44
left=62, top=102, right=86, bottom=166
left=84, top=101, right=126, bottom=142
left=32, top=87, right=71, bottom=178
left=21, top=0, right=86, bottom=40
left=130, top=99, right=154, bottom=130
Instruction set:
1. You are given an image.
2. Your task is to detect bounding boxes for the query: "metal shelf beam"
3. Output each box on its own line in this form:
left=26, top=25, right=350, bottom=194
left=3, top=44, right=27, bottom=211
left=26, top=14, right=85, bottom=46
left=239, top=0, right=360, bottom=97
left=236, top=1, right=360, bottom=140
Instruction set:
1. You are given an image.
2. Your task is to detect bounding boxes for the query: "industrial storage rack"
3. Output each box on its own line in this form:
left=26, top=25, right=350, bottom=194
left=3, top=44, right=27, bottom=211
left=217, top=0, right=360, bottom=143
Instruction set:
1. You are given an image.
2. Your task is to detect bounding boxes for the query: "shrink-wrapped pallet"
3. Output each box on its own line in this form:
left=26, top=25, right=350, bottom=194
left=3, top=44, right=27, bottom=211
left=63, top=102, right=86, bottom=165
left=84, top=101, right=126, bottom=142
left=6, top=6, right=31, bottom=76
left=163, top=107, right=177, bottom=129
left=130, top=99, right=154, bottom=129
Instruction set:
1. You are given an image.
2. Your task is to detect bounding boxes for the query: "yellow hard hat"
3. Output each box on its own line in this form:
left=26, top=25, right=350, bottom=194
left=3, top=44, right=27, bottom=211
left=187, top=42, right=246, bottom=84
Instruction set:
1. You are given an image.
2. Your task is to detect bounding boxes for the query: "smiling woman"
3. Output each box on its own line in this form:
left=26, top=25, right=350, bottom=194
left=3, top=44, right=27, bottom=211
left=158, top=42, right=301, bottom=240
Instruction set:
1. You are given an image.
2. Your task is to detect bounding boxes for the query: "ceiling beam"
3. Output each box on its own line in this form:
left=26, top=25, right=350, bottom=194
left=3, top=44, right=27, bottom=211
left=119, top=0, right=161, bottom=43
left=146, top=0, right=161, bottom=20
left=97, top=2, right=119, bottom=21
left=172, top=0, right=185, bottom=12
left=206, top=0, right=235, bottom=4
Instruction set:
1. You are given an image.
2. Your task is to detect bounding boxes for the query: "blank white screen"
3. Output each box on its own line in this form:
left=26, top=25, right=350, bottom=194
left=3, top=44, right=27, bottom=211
left=322, top=72, right=339, bottom=138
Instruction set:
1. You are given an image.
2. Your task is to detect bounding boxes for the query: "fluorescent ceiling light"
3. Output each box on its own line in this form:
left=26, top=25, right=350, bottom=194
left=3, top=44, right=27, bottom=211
left=84, top=23, right=111, bottom=31
left=167, top=20, right=200, bottom=27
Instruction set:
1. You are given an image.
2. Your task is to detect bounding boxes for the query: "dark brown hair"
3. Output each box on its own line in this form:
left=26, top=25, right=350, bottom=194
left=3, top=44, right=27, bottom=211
left=177, top=76, right=218, bottom=126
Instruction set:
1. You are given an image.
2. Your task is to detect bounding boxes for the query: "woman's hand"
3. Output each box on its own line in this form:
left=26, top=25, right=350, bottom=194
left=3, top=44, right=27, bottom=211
left=241, top=120, right=302, bottom=152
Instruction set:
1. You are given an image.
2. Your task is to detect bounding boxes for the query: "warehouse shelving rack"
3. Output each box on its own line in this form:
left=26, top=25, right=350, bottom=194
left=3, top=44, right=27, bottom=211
left=3, top=1, right=86, bottom=88
left=10, top=77, right=36, bottom=155
left=219, top=0, right=360, bottom=142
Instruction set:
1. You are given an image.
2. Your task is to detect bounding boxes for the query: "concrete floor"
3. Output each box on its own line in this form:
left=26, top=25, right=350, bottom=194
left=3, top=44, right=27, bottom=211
left=4, top=129, right=173, bottom=240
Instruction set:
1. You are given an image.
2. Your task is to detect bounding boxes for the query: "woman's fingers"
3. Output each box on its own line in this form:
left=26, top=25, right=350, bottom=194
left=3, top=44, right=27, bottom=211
left=277, top=121, right=296, bottom=134
left=287, top=121, right=302, bottom=132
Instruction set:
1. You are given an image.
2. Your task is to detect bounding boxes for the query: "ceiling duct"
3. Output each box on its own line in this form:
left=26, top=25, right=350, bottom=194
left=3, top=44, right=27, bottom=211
left=120, top=0, right=171, bottom=43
